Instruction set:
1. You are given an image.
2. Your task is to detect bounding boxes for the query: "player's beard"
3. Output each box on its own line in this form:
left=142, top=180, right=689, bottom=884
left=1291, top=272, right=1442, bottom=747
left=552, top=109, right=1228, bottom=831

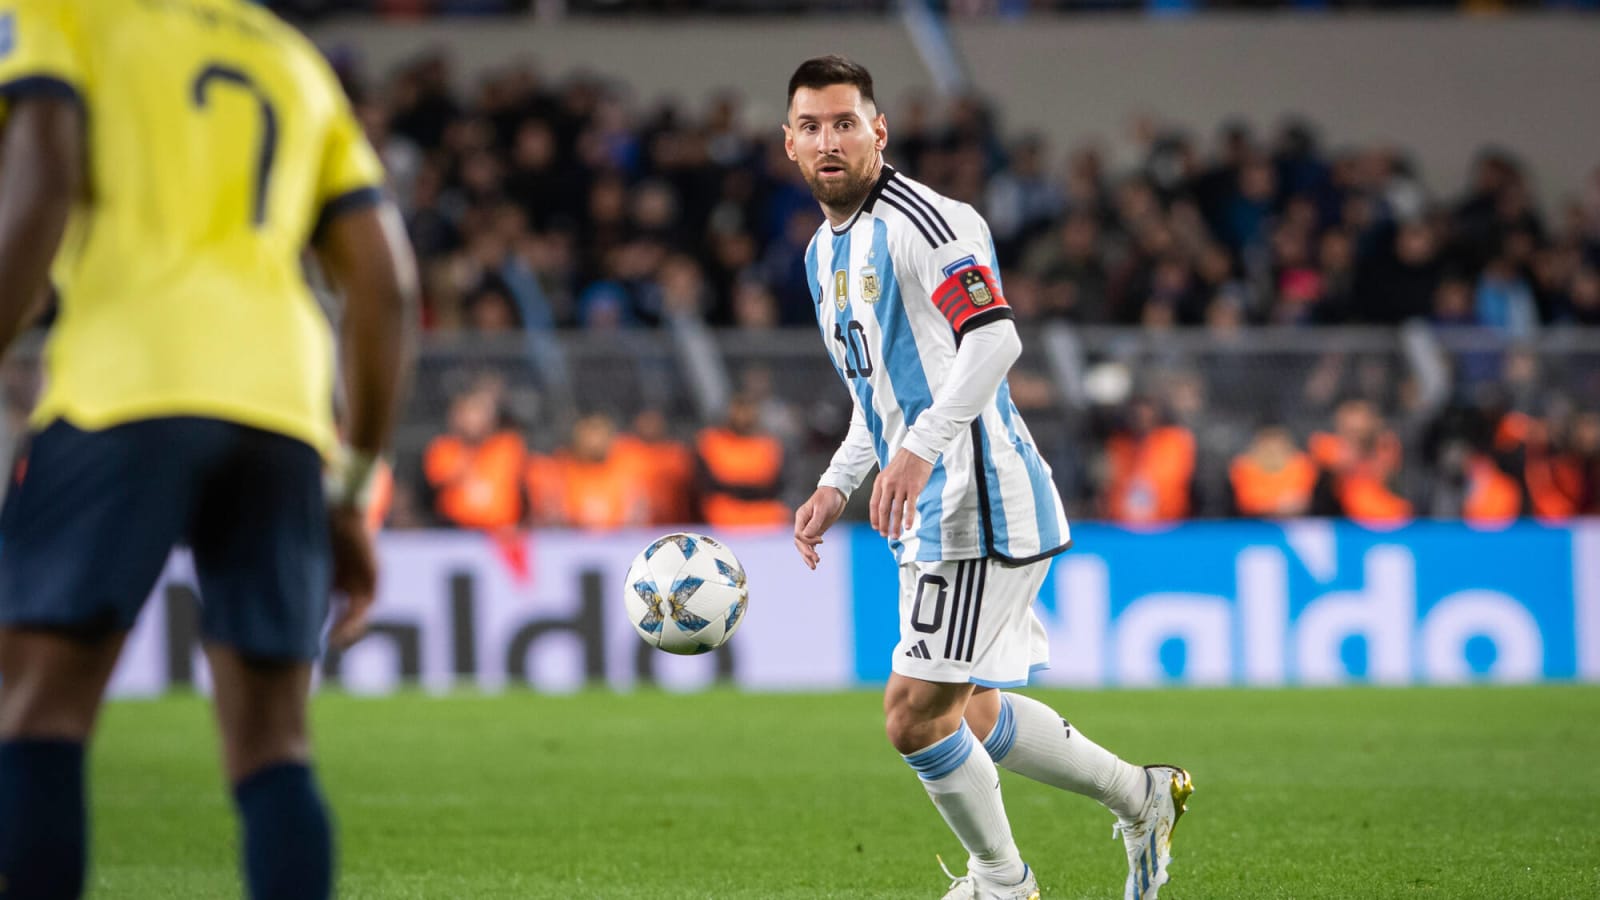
left=802, top=155, right=878, bottom=212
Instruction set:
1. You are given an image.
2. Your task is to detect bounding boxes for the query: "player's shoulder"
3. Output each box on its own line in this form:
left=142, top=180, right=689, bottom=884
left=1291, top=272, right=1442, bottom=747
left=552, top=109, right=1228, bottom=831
left=873, top=166, right=987, bottom=250
left=227, top=2, right=344, bottom=91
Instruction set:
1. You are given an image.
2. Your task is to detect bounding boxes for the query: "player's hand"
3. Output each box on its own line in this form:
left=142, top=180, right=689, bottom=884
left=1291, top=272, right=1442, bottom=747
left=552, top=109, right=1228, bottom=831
left=794, top=486, right=848, bottom=570
left=327, top=506, right=377, bottom=648
left=871, top=449, right=934, bottom=541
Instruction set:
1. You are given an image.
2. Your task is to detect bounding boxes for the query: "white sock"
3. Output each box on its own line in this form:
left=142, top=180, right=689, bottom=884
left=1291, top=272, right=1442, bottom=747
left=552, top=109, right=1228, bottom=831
left=903, top=722, right=1026, bottom=886
left=981, top=693, right=1147, bottom=820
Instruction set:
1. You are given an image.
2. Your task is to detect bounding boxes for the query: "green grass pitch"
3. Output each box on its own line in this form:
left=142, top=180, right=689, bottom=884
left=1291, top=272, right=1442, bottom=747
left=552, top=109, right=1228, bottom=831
left=87, top=685, right=1599, bottom=899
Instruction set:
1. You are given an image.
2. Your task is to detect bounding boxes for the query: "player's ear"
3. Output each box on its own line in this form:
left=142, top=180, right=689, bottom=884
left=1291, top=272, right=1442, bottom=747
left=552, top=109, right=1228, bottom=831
left=872, top=113, right=888, bottom=152
left=782, top=123, right=797, bottom=161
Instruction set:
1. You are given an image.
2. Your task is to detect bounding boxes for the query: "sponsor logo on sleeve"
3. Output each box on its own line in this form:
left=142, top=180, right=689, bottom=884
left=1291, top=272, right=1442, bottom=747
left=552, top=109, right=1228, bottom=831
left=941, top=254, right=978, bottom=279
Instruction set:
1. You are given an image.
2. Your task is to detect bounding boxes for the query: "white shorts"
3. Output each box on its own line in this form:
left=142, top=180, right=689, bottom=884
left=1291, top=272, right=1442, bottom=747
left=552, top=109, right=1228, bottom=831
left=890, top=557, right=1051, bottom=688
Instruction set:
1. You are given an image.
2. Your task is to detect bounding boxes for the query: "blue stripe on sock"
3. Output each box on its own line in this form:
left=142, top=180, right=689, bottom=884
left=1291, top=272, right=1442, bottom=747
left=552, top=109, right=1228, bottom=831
left=983, top=695, right=1018, bottom=761
left=903, top=722, right=975, bottom=781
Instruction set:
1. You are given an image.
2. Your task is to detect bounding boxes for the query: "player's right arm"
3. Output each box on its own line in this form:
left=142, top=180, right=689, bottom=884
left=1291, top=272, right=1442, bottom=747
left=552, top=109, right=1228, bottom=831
left=795, top=403, right=875, bottom=569
left=0, top=1, right=84, bottom=359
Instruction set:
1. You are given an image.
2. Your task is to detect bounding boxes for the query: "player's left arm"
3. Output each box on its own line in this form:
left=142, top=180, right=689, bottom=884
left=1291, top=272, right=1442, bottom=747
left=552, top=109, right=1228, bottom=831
left=873, top=213, right=1020, bottom=539
left=0, top=94, right=81, bottom=359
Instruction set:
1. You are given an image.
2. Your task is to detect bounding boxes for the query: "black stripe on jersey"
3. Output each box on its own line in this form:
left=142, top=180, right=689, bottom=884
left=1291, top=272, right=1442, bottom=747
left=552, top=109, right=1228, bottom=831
left=968, top=421, right=1075, bottom=566
left=881, top=183, right=950, bottom=247
left=885, top=178, right=956, bottom=243
left=965, top=560, right=988, bottom=662
left=943, top=561, right=967, bottom=660
left=880, top=194, right=941, bottom=248
left=830, top=164, right=896, bottom=235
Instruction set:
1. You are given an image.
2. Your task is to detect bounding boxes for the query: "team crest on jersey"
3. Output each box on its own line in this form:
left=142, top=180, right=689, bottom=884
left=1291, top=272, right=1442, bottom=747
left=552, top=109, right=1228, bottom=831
left=834, top=269, right=848, bottom=311
left=961, top=268, right=995, bottom=307
left=860, top=265, right=880, bottom=303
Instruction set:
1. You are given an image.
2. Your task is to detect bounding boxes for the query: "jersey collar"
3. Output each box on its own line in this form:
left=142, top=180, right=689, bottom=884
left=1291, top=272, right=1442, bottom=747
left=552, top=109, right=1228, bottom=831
left=830, top=163, right=896, bottom=235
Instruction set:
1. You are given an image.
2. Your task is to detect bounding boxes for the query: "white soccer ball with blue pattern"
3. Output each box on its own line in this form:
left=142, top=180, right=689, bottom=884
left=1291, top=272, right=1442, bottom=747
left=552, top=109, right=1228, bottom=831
left=623, top=532, right=748, bottom=655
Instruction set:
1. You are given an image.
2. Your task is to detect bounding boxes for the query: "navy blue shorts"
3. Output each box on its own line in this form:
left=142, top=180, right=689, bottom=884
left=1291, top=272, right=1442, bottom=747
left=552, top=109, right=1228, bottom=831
left=0, top=417, right=330, bottom=660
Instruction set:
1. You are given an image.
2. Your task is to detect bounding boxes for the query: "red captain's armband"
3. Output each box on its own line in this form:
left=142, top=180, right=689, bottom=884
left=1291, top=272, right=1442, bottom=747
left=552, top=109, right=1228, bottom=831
left=932, top=265, right=1011, bottom=333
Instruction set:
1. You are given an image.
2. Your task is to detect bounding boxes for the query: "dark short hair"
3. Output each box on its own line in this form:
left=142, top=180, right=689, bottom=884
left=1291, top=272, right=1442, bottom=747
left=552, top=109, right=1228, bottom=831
left=786, top=55, right=876, bottom=110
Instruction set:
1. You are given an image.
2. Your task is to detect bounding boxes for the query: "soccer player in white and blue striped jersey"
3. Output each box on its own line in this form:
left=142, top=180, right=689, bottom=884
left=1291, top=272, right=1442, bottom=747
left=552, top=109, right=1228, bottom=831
left=786, top=57, right=1193, bottom=900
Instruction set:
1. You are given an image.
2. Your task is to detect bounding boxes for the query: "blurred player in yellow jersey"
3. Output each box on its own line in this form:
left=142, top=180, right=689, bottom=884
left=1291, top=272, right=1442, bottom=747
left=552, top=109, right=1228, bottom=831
left=0, top=1, right=417, bottom=897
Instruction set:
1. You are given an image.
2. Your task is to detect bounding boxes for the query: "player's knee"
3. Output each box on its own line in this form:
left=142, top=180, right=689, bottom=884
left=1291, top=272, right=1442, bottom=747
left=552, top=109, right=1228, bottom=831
left=0, top=676, right=97, bottom=740
left=884, top=708, right=965, bottom=755
left=883, top=698, right=964, bottom=755
left=220, top=731, right=309, bottom=785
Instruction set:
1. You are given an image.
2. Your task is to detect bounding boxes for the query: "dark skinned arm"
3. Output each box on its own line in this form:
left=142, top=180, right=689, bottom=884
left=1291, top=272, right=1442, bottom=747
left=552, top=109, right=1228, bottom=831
left=313, top=200, right=418, bottom=459
left=0, top=96, right=82, bottom=358
left=311, top=199, right=417, bottom=648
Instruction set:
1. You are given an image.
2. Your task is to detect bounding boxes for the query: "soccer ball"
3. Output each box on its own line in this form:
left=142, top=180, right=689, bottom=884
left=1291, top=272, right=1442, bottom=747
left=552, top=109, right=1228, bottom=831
left=623, top=532, right=749, bottom=655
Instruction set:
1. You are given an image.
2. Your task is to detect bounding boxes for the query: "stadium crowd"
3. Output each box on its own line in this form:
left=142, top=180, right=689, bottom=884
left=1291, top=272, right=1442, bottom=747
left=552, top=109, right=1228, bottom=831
left=323, top=49, right=1600, bottom=531
left=4, top=48, right=1593, bottom=531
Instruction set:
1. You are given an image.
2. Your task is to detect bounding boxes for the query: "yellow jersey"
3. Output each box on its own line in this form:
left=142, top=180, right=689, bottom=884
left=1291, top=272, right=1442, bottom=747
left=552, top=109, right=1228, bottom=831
left=0, top=0, right=386, bottom=454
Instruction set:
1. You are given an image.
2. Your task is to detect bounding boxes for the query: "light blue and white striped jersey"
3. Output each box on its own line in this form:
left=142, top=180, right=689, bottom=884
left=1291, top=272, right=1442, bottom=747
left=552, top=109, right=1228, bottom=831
left=808, top=164, right=1072, bottom=565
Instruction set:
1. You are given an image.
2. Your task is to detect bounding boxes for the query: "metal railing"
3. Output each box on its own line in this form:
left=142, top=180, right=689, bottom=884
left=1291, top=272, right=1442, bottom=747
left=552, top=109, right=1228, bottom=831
left=5, top=325, right=1599, bottom=517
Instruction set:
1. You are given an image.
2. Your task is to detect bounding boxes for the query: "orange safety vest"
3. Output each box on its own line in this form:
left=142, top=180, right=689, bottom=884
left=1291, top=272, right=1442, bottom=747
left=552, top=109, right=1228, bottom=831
left=1462, top=454, right=1522, bottom=525
left=1228, top=452, right=1317, bottom=518
left=613, top=435, right=694, bottom=525
left=524, top=454, right=565, bottom=527
left=1308, top=432, right=1412, bottom=525
left=1105, top=426, right=1195, bottom=523
left=1525, top=451, right=1585, bottom=521
left=696, top=427, right=788, bottom=528
left=1497, top=413, right=1584, bottom=521
left=423, top=431, right=527, bottom=530
left=563, top=453, right=645, bottom=531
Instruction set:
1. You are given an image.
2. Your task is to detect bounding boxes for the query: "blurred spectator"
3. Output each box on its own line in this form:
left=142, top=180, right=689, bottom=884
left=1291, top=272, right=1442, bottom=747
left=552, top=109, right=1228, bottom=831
left=463, top=282, right=523, bottom=332
left=1573, top=412, right=1600, bottom=514
left=612, top=408, right=695, bottom=525
left=1508, top=404, right=1599, bottom=521
left=1221, top=154, right=1277, bottom=265
left=1309, top=398, right=1413, bottom=525
left=695, top=392, right=788, bottom=528
left=424, top=380, right=528, bottom=530
left=1476, top=250, right=1538, bottom=336
left=986, top=134, right=1064, bottom=265
left=1025, top=212, right=1110, bottom=323
left=529, top=412, right=647, bottom=529
left=1228, top=425, right=1318, bottom=518
left=1101, top=396, right=1196, bottom=524
left=1459, top=448, right=1524, bottom=526
left=1560, top=267, right=1600, bottom=325
left=1352, top=220, right=1443, bottom=324
left=731, top=279, right=781, bottom=329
